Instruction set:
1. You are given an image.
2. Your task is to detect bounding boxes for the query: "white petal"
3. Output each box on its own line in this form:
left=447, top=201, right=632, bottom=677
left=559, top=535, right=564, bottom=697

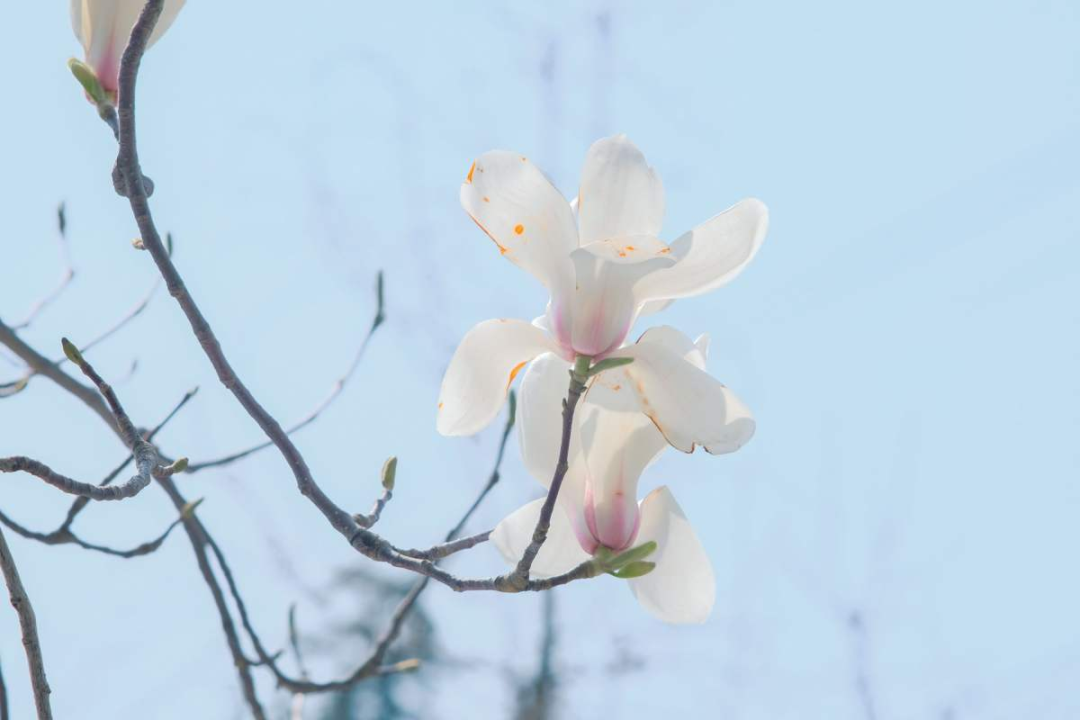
left=635, top=198, right=768, bottom=304
left=491, top=499, right=592, bottom=578
left=608, top=326, right=755, bottom=454
left=629, top=486, right=715, bottom=624
left=558, top=242, right=673, bottom=359
left=460, top=151, right=577, bottom=293
left=437, top=319, right=555, bottom=437
left=578, top=135, right=665, bottom=244
left=518, top=353, right=575, bottom=487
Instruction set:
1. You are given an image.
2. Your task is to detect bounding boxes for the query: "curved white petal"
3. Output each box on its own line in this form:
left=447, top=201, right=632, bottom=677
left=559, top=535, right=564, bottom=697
left=491, top=498, right=592, bottom=577
left=635, top=198, right=768, bottom=304
left=607, top=326, right=755, bottom=454
left=578, top=135, right=665, bottom=244
left=518, top=353, right=575, bottom=486
left=628, top=486, right=715, bottom=624
left=460, top=151, right=577, bottom=293
left=437, top=319, right=555, bottom=437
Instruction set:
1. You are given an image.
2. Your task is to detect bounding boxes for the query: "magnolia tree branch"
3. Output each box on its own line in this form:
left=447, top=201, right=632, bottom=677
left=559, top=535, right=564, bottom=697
left=223, top=395, right=519, bottom=696
left=0, top=506, right=187, bottom=560
left=0, top=320, right=116, bottom=433
left=154, top=477, right=268, bottom=720
left=0, top=525, right=52, bottom=720
left=111, top=0, right=597, bottom=597
left=0, top=340, right=163, bottom=501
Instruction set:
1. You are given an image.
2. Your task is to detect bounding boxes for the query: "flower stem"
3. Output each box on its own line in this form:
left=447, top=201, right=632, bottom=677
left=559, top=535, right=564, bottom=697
left=502, top=355, right=591, bottom=589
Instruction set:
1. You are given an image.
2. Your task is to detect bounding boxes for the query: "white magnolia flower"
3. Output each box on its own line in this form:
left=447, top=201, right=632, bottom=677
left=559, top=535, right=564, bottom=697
left=70, top=0, right=186, bottom=94
left=437, top=135, right=767, bottom=441
left=491, top=327, right=722, bottom=623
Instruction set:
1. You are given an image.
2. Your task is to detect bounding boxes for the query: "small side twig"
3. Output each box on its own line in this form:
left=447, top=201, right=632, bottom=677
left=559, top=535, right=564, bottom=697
left=11, top=204, right=74, bottom=332
left=0, top=525, right=53, bottom=720
left=185, top=271, right=385, bottom=474
left=0, top=506, right=187, bottom=560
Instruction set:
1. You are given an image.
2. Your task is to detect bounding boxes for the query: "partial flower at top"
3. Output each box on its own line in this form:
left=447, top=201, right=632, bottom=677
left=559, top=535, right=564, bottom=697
left=438, top=134, right=767, bottom=438
left=70, top=0, right=186, bottom=97
left=490, top=327, right=725, bottom=623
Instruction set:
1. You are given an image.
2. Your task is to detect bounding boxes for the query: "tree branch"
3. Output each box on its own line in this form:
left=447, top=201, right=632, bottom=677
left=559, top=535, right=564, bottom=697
left=0, top=525, right=52, bottom=720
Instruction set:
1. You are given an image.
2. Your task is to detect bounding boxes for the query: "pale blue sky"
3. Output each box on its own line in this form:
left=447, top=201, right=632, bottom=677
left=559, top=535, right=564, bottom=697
left=1, top=1, right=1079, bottom=718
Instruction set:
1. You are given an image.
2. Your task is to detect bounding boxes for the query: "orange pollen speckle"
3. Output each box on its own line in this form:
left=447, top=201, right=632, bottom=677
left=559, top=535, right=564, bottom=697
left=659, top=247, right=671, bottom=254
left=520, top=156, right=527, bottom=162
left=438, top=402, right=444, bottom=410
left=618, top=251, right=627, bottom=258
left=626, top=245, right=636, bottom=251
left=507, top=361, right=528, bottom=389
left=514, top=224, right=525, bottom=235
left=500, top=246, right=509, bottom=255
left=466, top=162, right=476, bottom=183
left=612, top=384, right=622, bottom=391
left=482, top=196, right=490, bottom=203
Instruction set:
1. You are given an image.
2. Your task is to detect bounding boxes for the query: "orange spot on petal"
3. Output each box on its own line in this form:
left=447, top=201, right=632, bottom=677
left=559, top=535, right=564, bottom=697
left=625, top=245, right=636, bottom=251
left=507, top=360, right=528, bottom=389
left=438, top=402, right=444, bottom=410
left=514, top=224, right=525, bottom=235
left=466, top=162, right=476, bottom=183
left=482, top=196, right=490, bottom=203
left=659, top=247, right=671, bottom=254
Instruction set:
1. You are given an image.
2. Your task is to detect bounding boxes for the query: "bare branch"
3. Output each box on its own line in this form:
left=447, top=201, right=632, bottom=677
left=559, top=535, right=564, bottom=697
left=155, top=477, right=268, bottom=720
left=57, top=387, right=197, bottom=534
left=0, top=525, right=53, bottom=720
left=505, top=358, right=589, bottom=588
left=0, top=506, right=186, bottom=559
left=0, top=319, right=116, bottom=434
left=186, top=271, right=386, bottom=474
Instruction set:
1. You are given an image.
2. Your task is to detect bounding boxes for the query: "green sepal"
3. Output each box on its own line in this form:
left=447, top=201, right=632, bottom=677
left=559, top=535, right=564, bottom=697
left=68, top=58, right=109, bottom=106
left=587, top=356, right=634, bottom=377
left=610, top=561, right=656, bottom=579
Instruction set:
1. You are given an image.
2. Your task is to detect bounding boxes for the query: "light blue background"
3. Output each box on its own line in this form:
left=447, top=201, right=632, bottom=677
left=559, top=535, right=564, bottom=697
left=1, top=1, right=1078, bottom=717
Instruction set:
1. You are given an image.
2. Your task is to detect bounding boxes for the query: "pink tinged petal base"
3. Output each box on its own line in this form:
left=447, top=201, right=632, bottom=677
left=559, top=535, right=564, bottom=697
left=629, top=486, right=715, bottom=624
left=436, top=319, right=555, bottom=437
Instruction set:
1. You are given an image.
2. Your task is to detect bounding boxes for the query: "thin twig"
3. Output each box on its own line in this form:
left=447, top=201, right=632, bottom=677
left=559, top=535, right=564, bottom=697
left=11, top=204, right=74, bottom=332
left=154, top=477, right=268, bottom=720
left=0, top=342, right=158, bottom=500
left=0, top=506, right=186, bottom=559
left=0, top=525, right=52, bottom=720
left=57, top=387, right=196, bottom=534
left=186, top=271, right=386, bottom=473
left=0, top=319, right=116, bottom=434
left=505, top=358, right=589, bottom=589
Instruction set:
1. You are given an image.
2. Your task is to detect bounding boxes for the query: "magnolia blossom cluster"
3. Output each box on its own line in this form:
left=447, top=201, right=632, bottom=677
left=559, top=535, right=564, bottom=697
left=438, top=136, right=768, bottom=623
